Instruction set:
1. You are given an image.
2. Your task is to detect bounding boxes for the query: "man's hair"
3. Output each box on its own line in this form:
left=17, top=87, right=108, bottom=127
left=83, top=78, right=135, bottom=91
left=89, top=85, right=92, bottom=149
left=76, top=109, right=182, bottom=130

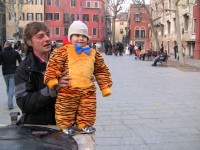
left=24, top=22, right=50, bottom=53
left=4, top=41, right=12, bottom=48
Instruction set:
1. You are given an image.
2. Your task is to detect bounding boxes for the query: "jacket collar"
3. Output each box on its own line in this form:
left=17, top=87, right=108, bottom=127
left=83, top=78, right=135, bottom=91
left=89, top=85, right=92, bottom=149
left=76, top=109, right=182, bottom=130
left=25, top=52, right=47, bottom=73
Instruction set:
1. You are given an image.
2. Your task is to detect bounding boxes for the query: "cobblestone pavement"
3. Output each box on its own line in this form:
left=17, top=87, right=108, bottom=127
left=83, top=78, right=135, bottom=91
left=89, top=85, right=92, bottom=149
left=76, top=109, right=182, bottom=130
left=1, top=54, right=200, bottom=150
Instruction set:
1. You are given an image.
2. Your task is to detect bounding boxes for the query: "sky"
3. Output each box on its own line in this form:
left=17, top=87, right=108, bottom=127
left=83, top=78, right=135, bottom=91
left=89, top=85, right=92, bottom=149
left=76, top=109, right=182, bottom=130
left=122, top=0, right=150, bottom=11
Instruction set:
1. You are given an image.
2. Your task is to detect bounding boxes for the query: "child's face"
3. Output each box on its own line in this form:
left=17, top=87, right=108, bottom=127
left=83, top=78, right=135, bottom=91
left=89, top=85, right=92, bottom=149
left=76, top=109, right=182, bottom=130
left=71, top=34, right=88, bottom=47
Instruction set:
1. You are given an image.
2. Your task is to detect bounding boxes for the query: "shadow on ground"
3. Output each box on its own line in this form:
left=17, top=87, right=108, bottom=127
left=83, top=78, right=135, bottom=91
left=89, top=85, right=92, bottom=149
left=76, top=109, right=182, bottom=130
left=167, top=60, right=200, bottom=72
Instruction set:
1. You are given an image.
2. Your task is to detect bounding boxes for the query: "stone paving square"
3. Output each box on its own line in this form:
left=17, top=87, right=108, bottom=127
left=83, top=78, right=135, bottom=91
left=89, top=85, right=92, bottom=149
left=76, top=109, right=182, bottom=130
left=0, top=54, right=200, bottom=150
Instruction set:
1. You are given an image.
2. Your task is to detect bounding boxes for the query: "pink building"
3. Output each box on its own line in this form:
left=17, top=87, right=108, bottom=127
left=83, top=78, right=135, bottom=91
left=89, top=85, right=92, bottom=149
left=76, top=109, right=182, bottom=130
left=127, top=4, right=150, bottom=50
left=193, top=0, right=200, bottom=59
left=44, top=0, right=107, bottom=46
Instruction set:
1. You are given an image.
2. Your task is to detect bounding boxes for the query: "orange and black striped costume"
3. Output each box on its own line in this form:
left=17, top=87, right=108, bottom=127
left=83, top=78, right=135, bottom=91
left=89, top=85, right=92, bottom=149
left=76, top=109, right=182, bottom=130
left=44, top=44, right=112, bottom=130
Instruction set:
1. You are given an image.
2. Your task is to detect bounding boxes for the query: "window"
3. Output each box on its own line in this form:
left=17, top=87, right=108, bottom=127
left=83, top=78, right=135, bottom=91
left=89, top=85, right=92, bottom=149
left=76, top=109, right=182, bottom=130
left=19, top=13, right=24, bottom=21
left=71, top=14, right=75, bottom=22
left=64, top=27, right=68, bottom=35
left=134, top=29, right=145, bottom=38
left=35, top=0, right=42, bottom=5
left=54, top=13, right=59, bottom=20
left=55, top=0, right=59, bottom=6
left=71, top=0, right=75, bottom=7
left=46, top=13, right=53, bottom=20
left=173, top=18, right=176, bottom=33
left=83, top=14, right=89, bottom=21
left=141, top=30, right=145, bottom=38
left=86, top=1, right=91, bottom=8
left=27, top=13, right=33, bottom=21
left=26, top=0, right=33, bottom=4
left=18, top=27, right=23, bottom=39
left=47, top=0, right=51, bottom=5
left=186, top=0, right=189, bottom=4
left=184, top=14, right=189, bottom=32
left=93, top=28, right=97, bottom=35
left=55, top=27, right=60, bottom=35
left=9, top=13, right=16, bottom=20
left=36, top=13, right=42, bottom=21
left=161, top=25, right=164, bottom=36
left=120, top=29, right=123, bottom=34
left=193, top=19, right=196, bottom=33
left=94, top=1, right=99, bottom=8
left=167, top=21, right=171, bottom=34
left=64, top=13, right=70, bottom=22
left=93, top=15, right=98, bottom=22
left=134, top=14, right=140, bottom=22
left=135, top=30, right=140, bottom=38
left=168, top=0, right=171, bottom=9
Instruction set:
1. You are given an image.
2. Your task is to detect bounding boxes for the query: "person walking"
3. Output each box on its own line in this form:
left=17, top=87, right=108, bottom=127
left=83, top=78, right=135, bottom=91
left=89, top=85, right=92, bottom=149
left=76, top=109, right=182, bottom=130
left=0, top=41, right=22, bottom=109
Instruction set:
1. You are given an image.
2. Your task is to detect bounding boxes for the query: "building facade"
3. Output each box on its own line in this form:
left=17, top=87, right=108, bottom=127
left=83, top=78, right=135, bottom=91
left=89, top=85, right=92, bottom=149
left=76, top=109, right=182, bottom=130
left=114, top=12, right=128, bottom=44
left=193, top=0, right=200, bottom=59
left=6, top=0, right=44, bottom=42
left=45, top=0, right=107, bottom=48
left=0, top=0, right=6, bottom=45
left=150, top=0, right=198, bottom=59
left=127, top=4, right=150, bottom=50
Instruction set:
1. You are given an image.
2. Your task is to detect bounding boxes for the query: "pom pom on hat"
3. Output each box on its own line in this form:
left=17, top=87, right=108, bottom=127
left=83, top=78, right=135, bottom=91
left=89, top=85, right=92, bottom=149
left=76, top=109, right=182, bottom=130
left=68, top=20, right=89, bottom=42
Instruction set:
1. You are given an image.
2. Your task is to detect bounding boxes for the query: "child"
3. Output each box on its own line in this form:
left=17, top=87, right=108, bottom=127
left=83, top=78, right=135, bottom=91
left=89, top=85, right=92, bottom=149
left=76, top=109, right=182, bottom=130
left=44, top=20, right=112, bottom=136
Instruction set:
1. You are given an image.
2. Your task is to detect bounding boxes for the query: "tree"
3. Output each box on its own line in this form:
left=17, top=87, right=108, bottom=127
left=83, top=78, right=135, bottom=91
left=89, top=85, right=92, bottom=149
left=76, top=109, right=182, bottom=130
left=131, top=0, right=161, bottom=51
left=4, top=0, right=33, bottom=41
left=106, top=0, right=125, bottom=45
left=172, top=0, right=185, bottom=65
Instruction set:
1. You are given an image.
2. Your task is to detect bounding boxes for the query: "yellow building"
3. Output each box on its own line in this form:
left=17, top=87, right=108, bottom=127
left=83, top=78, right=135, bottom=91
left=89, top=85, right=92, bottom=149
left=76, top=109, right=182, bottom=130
left=114, top=12, right=128, bottom=44
left=6, top=0, right=44, bottom=42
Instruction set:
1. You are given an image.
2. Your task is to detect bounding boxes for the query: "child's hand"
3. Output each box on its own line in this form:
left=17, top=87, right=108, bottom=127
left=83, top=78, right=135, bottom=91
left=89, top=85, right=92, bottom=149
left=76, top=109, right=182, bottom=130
left=56, top=70, right=72, bottom=90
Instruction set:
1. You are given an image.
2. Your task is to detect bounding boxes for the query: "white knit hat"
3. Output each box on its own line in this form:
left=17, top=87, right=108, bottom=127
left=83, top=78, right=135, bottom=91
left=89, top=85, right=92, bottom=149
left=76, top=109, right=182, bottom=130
left=68, top=20, right=89, bottom=42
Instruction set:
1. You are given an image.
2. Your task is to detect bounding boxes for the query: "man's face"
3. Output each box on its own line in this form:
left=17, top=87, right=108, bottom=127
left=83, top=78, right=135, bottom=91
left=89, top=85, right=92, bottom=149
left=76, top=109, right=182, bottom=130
left=71, top=34, right=88, bottom=47
left=28, top=30, right=51, bottom=54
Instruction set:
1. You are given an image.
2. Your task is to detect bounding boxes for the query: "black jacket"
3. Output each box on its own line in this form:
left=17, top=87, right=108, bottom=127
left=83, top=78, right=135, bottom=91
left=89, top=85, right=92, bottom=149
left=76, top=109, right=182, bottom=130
left=15, top=52, right=56, bottom=125
left=0, top=47, right=22, bottom=75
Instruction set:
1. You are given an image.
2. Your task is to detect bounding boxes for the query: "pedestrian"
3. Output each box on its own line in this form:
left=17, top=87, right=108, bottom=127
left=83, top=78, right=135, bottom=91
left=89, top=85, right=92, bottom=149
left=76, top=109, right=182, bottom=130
left=152, top=50, right=168, bottom=66
left=104, top=41, right=108, bottom=55
left=174, top=42, right=178, bottom=59
left=0, top=41, right=22, bottom=109
left=14, top=22, right=72, bottom=125
left=160, top=44, right=164, bottom=53
left=44, top=20, right=112, bottom=136
left=118, top=42, right=124, bottom=56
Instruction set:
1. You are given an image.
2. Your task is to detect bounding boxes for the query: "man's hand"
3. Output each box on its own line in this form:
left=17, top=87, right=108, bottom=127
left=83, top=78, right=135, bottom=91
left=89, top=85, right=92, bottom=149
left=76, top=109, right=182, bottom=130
left=56, top=70, right=71, bottom=90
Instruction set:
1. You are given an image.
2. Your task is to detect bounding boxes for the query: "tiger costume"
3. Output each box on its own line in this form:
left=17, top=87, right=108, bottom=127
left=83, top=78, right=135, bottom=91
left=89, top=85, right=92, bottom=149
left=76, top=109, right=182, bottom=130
left=44, top=44, right=112, bottom=131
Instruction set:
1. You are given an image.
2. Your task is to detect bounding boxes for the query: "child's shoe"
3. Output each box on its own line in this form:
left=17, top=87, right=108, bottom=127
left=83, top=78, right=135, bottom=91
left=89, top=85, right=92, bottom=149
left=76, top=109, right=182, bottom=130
left=62, top=126, right=76, bottom=136
left=80, top=125, right=96, bottom=134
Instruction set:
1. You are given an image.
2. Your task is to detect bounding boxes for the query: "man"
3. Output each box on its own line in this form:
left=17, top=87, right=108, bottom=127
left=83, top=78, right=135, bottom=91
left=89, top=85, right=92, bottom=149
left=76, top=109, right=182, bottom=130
left=152, top=50, right=168, bottom=66
left=0, top=41, right=22, bottom=109
left=174, top=42, right=178, bottom=59
left=14, top=22, right=72, bottom=125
